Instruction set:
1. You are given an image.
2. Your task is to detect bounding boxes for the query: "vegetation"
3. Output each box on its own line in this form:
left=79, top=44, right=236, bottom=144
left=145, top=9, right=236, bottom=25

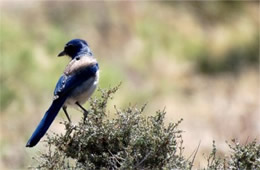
left=0, top=2, right=259, bottom=169
left=32, top=86, right=260, bottom=169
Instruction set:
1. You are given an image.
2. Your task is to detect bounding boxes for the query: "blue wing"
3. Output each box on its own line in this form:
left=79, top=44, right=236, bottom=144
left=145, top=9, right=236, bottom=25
left=53, top=75, right=67, bottom=98
left=54, top=63, right=99, bottom=100
left=26, top=63, right=99, bottom=147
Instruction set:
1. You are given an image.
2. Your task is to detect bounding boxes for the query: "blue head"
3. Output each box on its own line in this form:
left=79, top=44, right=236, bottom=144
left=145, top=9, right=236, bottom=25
left=58, top=39, right=92, bottom=59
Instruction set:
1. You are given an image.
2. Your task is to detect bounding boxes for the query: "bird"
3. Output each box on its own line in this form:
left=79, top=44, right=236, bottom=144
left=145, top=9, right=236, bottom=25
left=26, top=39, right=99, bottom=147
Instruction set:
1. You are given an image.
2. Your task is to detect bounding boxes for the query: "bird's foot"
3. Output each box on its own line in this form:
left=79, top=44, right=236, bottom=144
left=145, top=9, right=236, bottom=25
left=63, top=107, right=71, bottom=123
left=75, top=102, right=89, bottom=123
left=83, top=110, right=89, bottom=123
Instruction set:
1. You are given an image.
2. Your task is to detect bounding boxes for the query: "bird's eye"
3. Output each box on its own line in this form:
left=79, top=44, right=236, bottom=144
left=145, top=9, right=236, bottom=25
left=75, top=56, right=80, bottom=60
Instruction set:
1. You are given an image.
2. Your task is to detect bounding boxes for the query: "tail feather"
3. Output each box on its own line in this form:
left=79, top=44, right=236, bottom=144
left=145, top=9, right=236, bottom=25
left=26, top=97, right=66, bottom=147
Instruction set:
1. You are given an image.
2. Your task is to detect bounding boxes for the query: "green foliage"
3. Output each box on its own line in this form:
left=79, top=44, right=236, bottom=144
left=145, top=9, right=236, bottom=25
left=33, top=85, right=190, bottom=169
left=227, top=139, right=260, bottom=170
left=1, top=3, right=259, bottom=169
left=204, top=141, right=225, bottom=169
left=203, top=140, right=260, bottom=170
left=0, top=81, right=16, bottom=110
left=197, top=37, right=259, bottom=74
left=32, top=85, right=260, bottom=169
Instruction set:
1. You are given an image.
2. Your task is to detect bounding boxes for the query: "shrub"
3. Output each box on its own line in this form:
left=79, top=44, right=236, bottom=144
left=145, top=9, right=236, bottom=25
left=227, top=139, right=260, bottom=169
left=31, top=85, right=260, bottom=169
left=204, top=139, right=260, bottom=170
left=33, top=85, right=190, bottom=169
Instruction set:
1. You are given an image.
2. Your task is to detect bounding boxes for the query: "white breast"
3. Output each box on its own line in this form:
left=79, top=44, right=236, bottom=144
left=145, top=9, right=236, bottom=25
left=65, top=70, right=99, bottom=107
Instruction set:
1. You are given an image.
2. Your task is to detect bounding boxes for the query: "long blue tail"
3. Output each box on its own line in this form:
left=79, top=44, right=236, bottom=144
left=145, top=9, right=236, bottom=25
left=26, top=97, right=66, bottom=147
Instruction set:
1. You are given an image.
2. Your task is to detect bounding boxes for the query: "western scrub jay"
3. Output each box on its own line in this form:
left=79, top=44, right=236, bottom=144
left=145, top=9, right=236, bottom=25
left=26, top=39, right=99, bottom=147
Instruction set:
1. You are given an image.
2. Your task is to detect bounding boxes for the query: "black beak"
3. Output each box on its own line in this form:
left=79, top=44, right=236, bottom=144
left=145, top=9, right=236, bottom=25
left=58, top=50, right=66, bottom=57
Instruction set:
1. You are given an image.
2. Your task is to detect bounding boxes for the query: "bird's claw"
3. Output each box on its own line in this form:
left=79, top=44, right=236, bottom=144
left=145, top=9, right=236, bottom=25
left=83, top=110, right=89, bottom=123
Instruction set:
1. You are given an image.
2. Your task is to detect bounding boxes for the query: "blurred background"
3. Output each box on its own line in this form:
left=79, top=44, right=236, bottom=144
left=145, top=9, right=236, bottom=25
left=0, top=1, right=259, bottom=169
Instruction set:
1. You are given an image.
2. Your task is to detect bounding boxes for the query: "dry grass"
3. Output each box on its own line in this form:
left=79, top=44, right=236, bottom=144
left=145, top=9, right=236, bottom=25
left=0, top=1, right=259, bottom=169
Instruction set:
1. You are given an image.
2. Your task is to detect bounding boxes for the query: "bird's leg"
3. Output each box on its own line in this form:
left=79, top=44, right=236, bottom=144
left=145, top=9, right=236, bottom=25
left=75, top=102, right=89, bottom=122
left=62, top=106, right=71, bottom=122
